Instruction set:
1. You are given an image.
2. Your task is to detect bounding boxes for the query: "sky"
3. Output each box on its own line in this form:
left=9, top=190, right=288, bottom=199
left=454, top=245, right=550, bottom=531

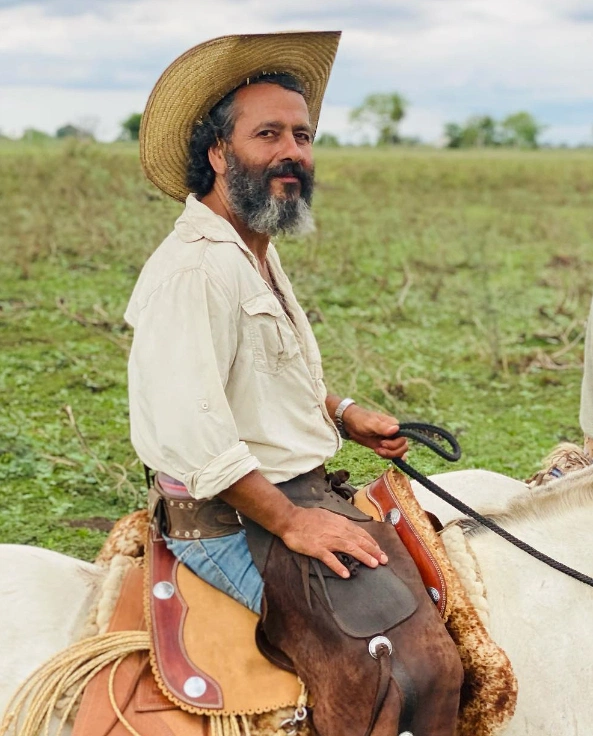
left=1, top=0, right=593, bottom=145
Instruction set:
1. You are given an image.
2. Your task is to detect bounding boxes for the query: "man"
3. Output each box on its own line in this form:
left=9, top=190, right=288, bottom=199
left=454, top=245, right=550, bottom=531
left=125, top=33, right=465, bottom=736
left=126, top=31, right=408, bottom=610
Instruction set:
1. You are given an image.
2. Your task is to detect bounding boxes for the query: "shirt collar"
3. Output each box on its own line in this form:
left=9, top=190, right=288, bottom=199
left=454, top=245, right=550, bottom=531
left=175, top=194, right=258, bottom=263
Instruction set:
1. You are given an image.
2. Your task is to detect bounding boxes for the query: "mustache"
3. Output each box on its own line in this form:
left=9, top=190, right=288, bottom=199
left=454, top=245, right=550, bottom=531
left=264, top=161, right=312, bottom=186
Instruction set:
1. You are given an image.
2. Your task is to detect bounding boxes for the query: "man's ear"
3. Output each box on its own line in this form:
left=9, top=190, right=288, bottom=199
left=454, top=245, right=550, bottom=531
left=208, top=140, right=227, bottom=176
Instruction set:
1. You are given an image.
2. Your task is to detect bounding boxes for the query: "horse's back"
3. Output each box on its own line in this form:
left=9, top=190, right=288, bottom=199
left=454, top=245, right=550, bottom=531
left=0, top=545, right=103, bottom=713
left=413, top=469, right=528, bottom=524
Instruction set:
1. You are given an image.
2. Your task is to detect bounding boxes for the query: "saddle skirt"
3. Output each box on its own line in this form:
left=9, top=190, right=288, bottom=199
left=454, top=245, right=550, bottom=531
left=146, top=524, right=302, bottom=715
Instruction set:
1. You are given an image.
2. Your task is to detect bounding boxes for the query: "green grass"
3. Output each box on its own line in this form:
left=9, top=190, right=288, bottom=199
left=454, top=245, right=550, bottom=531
left=1, top=140, right=591, bottom=559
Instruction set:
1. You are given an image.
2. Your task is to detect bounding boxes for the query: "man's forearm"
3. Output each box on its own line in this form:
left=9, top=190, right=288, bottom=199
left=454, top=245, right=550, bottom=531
left=219, top=469, right=296, bottom=537
left=219, top=468, right=387, bottom=578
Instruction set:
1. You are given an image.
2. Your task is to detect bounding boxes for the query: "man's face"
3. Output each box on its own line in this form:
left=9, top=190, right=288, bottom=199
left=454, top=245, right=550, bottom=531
left=222, top=83, right=316, bottom=236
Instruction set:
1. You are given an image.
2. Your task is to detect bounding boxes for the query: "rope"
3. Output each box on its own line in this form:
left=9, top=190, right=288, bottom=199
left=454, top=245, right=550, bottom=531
left=396, top=422, right=461, bottom=462
left=0, top=631, right=150, bottom=736
left=392, top=423, right=593, bottom=588
left=271, top=678, right=309, bottom=736
left=51, top=554, right=135, bottom=725
left=108, top=656, right=143, bottom=736
left=296, top=677, right=308, bottom=711
left=210, top=715, right=244, bottom=736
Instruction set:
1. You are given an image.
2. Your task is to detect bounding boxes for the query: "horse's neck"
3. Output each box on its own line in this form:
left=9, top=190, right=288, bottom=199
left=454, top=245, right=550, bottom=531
left=463, top=503, right=593, bottom=736
left=468, top=501, right=593, bottom=634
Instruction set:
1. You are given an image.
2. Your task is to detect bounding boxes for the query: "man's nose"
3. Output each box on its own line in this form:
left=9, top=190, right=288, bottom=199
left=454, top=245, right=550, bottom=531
left=279, top=133, right=304, bottom=162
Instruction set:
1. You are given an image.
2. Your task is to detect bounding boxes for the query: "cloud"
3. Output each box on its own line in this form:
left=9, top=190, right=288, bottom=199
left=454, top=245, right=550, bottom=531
left=1, top=0, right=592, bottom=143
left=1, top=85, right=148, bottom=139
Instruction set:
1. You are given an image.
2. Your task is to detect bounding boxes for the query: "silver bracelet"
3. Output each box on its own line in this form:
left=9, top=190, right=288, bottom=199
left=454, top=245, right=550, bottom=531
left=334, top=397, right=356, bottom=440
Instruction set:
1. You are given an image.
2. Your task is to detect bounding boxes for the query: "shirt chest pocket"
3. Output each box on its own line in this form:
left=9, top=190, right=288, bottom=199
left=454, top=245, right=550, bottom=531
left=241, top=293, right=300, bottom=374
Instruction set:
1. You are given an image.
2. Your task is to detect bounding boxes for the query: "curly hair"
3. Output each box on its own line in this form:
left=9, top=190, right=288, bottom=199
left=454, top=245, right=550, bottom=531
left=186, top=72, right=306, bottom=198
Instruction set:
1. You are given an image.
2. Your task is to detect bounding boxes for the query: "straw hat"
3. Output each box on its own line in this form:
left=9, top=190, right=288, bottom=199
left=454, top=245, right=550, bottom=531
left=140, top=31, right=341, bottom=202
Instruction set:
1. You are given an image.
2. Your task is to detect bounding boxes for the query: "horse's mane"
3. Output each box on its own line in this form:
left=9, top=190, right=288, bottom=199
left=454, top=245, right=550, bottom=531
left=466, top=463, right=593, bottom=535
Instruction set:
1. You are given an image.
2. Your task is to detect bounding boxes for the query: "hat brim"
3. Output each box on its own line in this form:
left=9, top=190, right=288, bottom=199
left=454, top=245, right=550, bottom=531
left=140, top=31, right=341, bottom=202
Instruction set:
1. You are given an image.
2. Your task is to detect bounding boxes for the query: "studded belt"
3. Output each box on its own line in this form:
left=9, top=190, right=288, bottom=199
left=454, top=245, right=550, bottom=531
left=148, top=472, right=242, bottom=540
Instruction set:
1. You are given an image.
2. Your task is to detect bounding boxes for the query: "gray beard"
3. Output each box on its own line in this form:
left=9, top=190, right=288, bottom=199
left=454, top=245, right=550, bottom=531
left=225, top=153, right=315, bottom=237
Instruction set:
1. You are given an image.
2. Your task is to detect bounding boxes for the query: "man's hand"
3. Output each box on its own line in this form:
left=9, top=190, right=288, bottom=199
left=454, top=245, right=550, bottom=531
left=341, top=404, right=408, bottom=459
left=279, top=506, right=388, bottom=578
left=221, top=470, right=388, bottom=579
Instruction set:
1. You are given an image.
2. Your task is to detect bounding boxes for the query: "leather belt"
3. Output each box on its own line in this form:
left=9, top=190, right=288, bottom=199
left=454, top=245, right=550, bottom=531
left=149, top=472, right=242, bottom=540
left=148, top=466, right=332, bottom=541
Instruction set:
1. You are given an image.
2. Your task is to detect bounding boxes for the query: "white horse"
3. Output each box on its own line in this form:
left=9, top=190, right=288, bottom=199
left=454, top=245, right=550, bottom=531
left=1, top=468, right=591, bottom=736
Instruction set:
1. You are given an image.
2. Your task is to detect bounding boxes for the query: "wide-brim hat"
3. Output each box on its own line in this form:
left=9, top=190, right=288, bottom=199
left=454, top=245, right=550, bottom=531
left=140, top=31, right=341, bottom=202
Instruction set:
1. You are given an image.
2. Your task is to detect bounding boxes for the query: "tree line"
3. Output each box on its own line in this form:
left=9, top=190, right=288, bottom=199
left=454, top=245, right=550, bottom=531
left=6, top=113, right=142, bottom=144
left=2, top=98, right=580, bottom=150
left=339, top=93, right=547, bottom=149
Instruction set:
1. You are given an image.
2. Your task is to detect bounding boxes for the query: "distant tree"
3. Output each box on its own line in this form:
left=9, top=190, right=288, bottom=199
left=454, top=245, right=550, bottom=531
left=501, top=112, right=545, bottom=149
left=444, top=111, right=546, bottom=149
left=314, top=132, right=340, bottom=147
left=21, top=128, right=52, bottom=143
left=399, top=135, right=422, bottom=147
left=120, top=113, right=142, bottom=141
left=349, top=92, right=408, bottom=145
left=460, top=115, right=499, bottom=147
left=444, top=116, right=500, bottom=148
left=444, top=122, right=464, bottom=148
left=56, top=124, right=94, bottom=140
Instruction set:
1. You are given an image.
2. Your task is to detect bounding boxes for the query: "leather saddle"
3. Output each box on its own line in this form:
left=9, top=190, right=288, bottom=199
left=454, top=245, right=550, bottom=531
left=72, top=468, right=516, bottom=736
left=144, top=467, right=450, bottom=709
left=145, top=468, right=458, bottom=736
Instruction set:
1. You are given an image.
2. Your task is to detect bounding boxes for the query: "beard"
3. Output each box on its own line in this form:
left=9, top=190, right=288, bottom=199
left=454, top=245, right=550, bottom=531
left=224, top=151, right=316, bottom=237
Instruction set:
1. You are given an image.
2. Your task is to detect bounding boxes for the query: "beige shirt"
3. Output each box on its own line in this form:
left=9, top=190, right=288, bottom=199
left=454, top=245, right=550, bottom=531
left=125, top=195, right=340, bottom=500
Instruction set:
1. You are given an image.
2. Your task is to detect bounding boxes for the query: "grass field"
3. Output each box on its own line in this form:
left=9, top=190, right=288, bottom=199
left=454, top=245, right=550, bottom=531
left=1, top=140, right=591, bottom=560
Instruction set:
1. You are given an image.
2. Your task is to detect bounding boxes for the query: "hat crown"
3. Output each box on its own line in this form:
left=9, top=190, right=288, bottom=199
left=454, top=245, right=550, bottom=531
left=140, top=31, right=341, bottom=201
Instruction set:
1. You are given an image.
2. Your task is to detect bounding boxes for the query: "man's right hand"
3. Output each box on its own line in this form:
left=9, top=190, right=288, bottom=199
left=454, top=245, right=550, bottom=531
left=221, top=469, right=388, bottom=578
left=279, top=506, right=388, bottom=578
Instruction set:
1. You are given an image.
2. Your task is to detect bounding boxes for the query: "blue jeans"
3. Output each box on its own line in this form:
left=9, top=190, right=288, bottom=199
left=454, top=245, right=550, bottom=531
left=164, top=528, right=264, bottom=614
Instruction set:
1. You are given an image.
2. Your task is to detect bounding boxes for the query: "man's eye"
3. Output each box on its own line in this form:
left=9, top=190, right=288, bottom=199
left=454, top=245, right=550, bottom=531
left=258, top=130, right=275, bottom=138
left=296, top=132, right=312, bottom=143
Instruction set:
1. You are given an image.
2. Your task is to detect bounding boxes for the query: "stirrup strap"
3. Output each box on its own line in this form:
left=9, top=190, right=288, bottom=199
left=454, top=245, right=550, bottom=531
left=363, top=649, right=417, bottom=736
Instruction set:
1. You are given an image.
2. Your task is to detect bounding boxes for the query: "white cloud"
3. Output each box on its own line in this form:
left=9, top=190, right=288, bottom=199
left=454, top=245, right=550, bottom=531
left=1, top=0, right=592, bottom=143
left=1, top=85, right=148, bottom=140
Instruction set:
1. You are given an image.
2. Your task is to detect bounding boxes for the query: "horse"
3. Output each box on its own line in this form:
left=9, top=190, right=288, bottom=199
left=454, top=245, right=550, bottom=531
left=1, top=467, right=591, bottom=735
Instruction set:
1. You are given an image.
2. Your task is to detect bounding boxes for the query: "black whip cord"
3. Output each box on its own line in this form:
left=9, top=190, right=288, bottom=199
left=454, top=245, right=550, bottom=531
left=392, top=423, right=593, bottom=588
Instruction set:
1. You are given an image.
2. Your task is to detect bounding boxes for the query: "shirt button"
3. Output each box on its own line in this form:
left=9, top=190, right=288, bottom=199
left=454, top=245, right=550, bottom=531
left=200, top=400, right=209, bottom=411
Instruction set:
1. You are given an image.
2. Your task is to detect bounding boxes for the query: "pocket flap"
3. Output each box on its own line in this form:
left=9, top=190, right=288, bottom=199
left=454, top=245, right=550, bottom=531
left=241, top=292, right=283, bottom=318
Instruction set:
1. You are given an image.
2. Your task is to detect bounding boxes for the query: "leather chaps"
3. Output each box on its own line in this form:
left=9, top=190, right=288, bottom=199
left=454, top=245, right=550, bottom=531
left=243, top=470, right=463, bottom=736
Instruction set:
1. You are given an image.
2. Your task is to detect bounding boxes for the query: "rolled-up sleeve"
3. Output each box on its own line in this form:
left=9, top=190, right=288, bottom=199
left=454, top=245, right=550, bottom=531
left=127, top=267, right=260, bottom=499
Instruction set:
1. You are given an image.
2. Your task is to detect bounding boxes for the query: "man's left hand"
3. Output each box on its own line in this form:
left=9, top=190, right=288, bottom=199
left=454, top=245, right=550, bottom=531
left=342, top=405, right=408, bottom=459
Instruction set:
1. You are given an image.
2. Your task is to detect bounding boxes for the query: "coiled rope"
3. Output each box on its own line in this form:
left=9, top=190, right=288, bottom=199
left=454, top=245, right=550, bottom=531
left=0, top=631, right=150, bottom=736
